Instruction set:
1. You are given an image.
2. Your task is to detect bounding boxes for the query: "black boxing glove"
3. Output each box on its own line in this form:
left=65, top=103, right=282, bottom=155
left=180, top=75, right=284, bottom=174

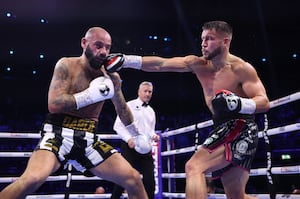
left=212, top=89, right=256, bottom=115
left=104, top=53, right=125, bottom=72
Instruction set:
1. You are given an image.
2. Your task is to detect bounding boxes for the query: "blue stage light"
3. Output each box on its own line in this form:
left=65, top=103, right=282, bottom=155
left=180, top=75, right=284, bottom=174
left=40, top=18, right=48, bottom=23
left=292, top=53, right=297, bottom=59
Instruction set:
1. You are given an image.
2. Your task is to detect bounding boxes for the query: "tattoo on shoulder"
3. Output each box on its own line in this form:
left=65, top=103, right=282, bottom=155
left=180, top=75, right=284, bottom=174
left=55, top=63, right=69, bottom=81
left=49, top=62, right=70, bottom=91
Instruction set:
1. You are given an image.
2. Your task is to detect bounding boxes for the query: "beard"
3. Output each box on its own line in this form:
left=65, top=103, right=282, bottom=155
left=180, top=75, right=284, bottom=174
left=203, top=46, right=222, bottom=60
left=85, top=45, right=103, bottom=70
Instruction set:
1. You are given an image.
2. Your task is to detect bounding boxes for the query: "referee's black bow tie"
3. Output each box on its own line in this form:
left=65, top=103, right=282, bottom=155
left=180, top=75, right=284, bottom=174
left=142, top=102, right=148, bottom=107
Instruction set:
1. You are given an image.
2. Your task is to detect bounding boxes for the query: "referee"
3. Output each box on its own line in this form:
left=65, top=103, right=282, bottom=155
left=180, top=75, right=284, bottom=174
left=110, top=81, right=160, bottom=199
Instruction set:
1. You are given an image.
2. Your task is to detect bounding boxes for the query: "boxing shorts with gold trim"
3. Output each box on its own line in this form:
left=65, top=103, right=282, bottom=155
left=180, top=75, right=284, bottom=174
left=35, top=113, right=117, bottom=176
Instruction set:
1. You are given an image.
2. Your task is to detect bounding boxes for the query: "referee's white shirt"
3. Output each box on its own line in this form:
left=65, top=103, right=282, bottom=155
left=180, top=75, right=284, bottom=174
left=113, top=98, right=156, bottom=143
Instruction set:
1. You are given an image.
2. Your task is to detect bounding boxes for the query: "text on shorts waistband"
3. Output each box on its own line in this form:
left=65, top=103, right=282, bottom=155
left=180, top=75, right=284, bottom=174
left=46, top=113, right=98, bottom=133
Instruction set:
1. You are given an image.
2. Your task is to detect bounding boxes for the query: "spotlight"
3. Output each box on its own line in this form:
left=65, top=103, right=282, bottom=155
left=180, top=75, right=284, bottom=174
left=6, top=12, right=16, bottom=18
left=163, top=37, right=171, bottom=42
left=40, top=18, right=48, bottom=23
left=39, top=54, right=44, bottom=59
left=261, top=58, right=267, bottom=62
left=292, top=53, right=298, bottom=59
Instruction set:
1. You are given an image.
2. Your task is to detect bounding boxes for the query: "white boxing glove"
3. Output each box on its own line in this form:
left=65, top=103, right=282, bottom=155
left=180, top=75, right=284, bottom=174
left=133, top=134, right=152, bottom=154
left=73, top=76, right=114, bottom=109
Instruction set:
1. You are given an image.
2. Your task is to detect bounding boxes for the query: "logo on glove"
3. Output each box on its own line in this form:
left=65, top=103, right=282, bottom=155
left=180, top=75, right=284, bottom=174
left=99, top=84, right=110, bottom=96
left=225, top=94, right=240, bottom=111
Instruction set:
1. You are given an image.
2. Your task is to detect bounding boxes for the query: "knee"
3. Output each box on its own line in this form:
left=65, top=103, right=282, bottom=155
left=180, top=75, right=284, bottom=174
left=124, top=168, right=143, bottom=188
left=131, top=169, right=143, bottom=184
left=185, top=158, right=205, bottom=177
left=185, top=159, right=196, bottom=175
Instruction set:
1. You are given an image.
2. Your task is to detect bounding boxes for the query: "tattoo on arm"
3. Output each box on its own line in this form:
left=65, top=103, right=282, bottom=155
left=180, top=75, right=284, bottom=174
left=112, top=90, right=133, bottom=126
left=49, top=62, right=76, bottom=112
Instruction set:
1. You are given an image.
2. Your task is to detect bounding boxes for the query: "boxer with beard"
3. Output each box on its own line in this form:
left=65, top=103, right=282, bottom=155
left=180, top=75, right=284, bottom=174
left=0, top=27, right=148, bottom=199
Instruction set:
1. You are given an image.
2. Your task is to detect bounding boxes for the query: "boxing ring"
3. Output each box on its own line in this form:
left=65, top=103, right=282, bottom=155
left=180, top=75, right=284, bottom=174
left=0, top=91, right=299, bottom=199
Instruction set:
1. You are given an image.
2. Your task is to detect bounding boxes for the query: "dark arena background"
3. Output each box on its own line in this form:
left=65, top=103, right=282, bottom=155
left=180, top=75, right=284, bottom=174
left=0, top=0, right=299, bottom=198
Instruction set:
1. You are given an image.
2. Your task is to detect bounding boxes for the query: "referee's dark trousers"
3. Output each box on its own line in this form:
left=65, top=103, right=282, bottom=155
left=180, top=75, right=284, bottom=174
left=110, top=140, right=155, bottom=199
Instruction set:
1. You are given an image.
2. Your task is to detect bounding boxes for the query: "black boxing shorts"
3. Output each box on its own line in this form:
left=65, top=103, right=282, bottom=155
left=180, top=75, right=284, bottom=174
left=202, top=119, right=259, bottom=179
left=35, top=113, right=117, bottom=176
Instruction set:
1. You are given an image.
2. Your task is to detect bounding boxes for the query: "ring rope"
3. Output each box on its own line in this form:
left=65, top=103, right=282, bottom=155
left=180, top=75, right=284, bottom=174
left=26, top=193, right=116, bottom=198
left=162, top=193, right=300, bottom=199
left=26, top=193, right=300, bottom=199
left=161, top=164, right=300, bottom=179
left=0, top=133, right=121, bottom=139
left=269, top=91, right=300, bottom=108
left=0, top=175, right=102, bottom=183
left=1, top=163, right=298, bottom=184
